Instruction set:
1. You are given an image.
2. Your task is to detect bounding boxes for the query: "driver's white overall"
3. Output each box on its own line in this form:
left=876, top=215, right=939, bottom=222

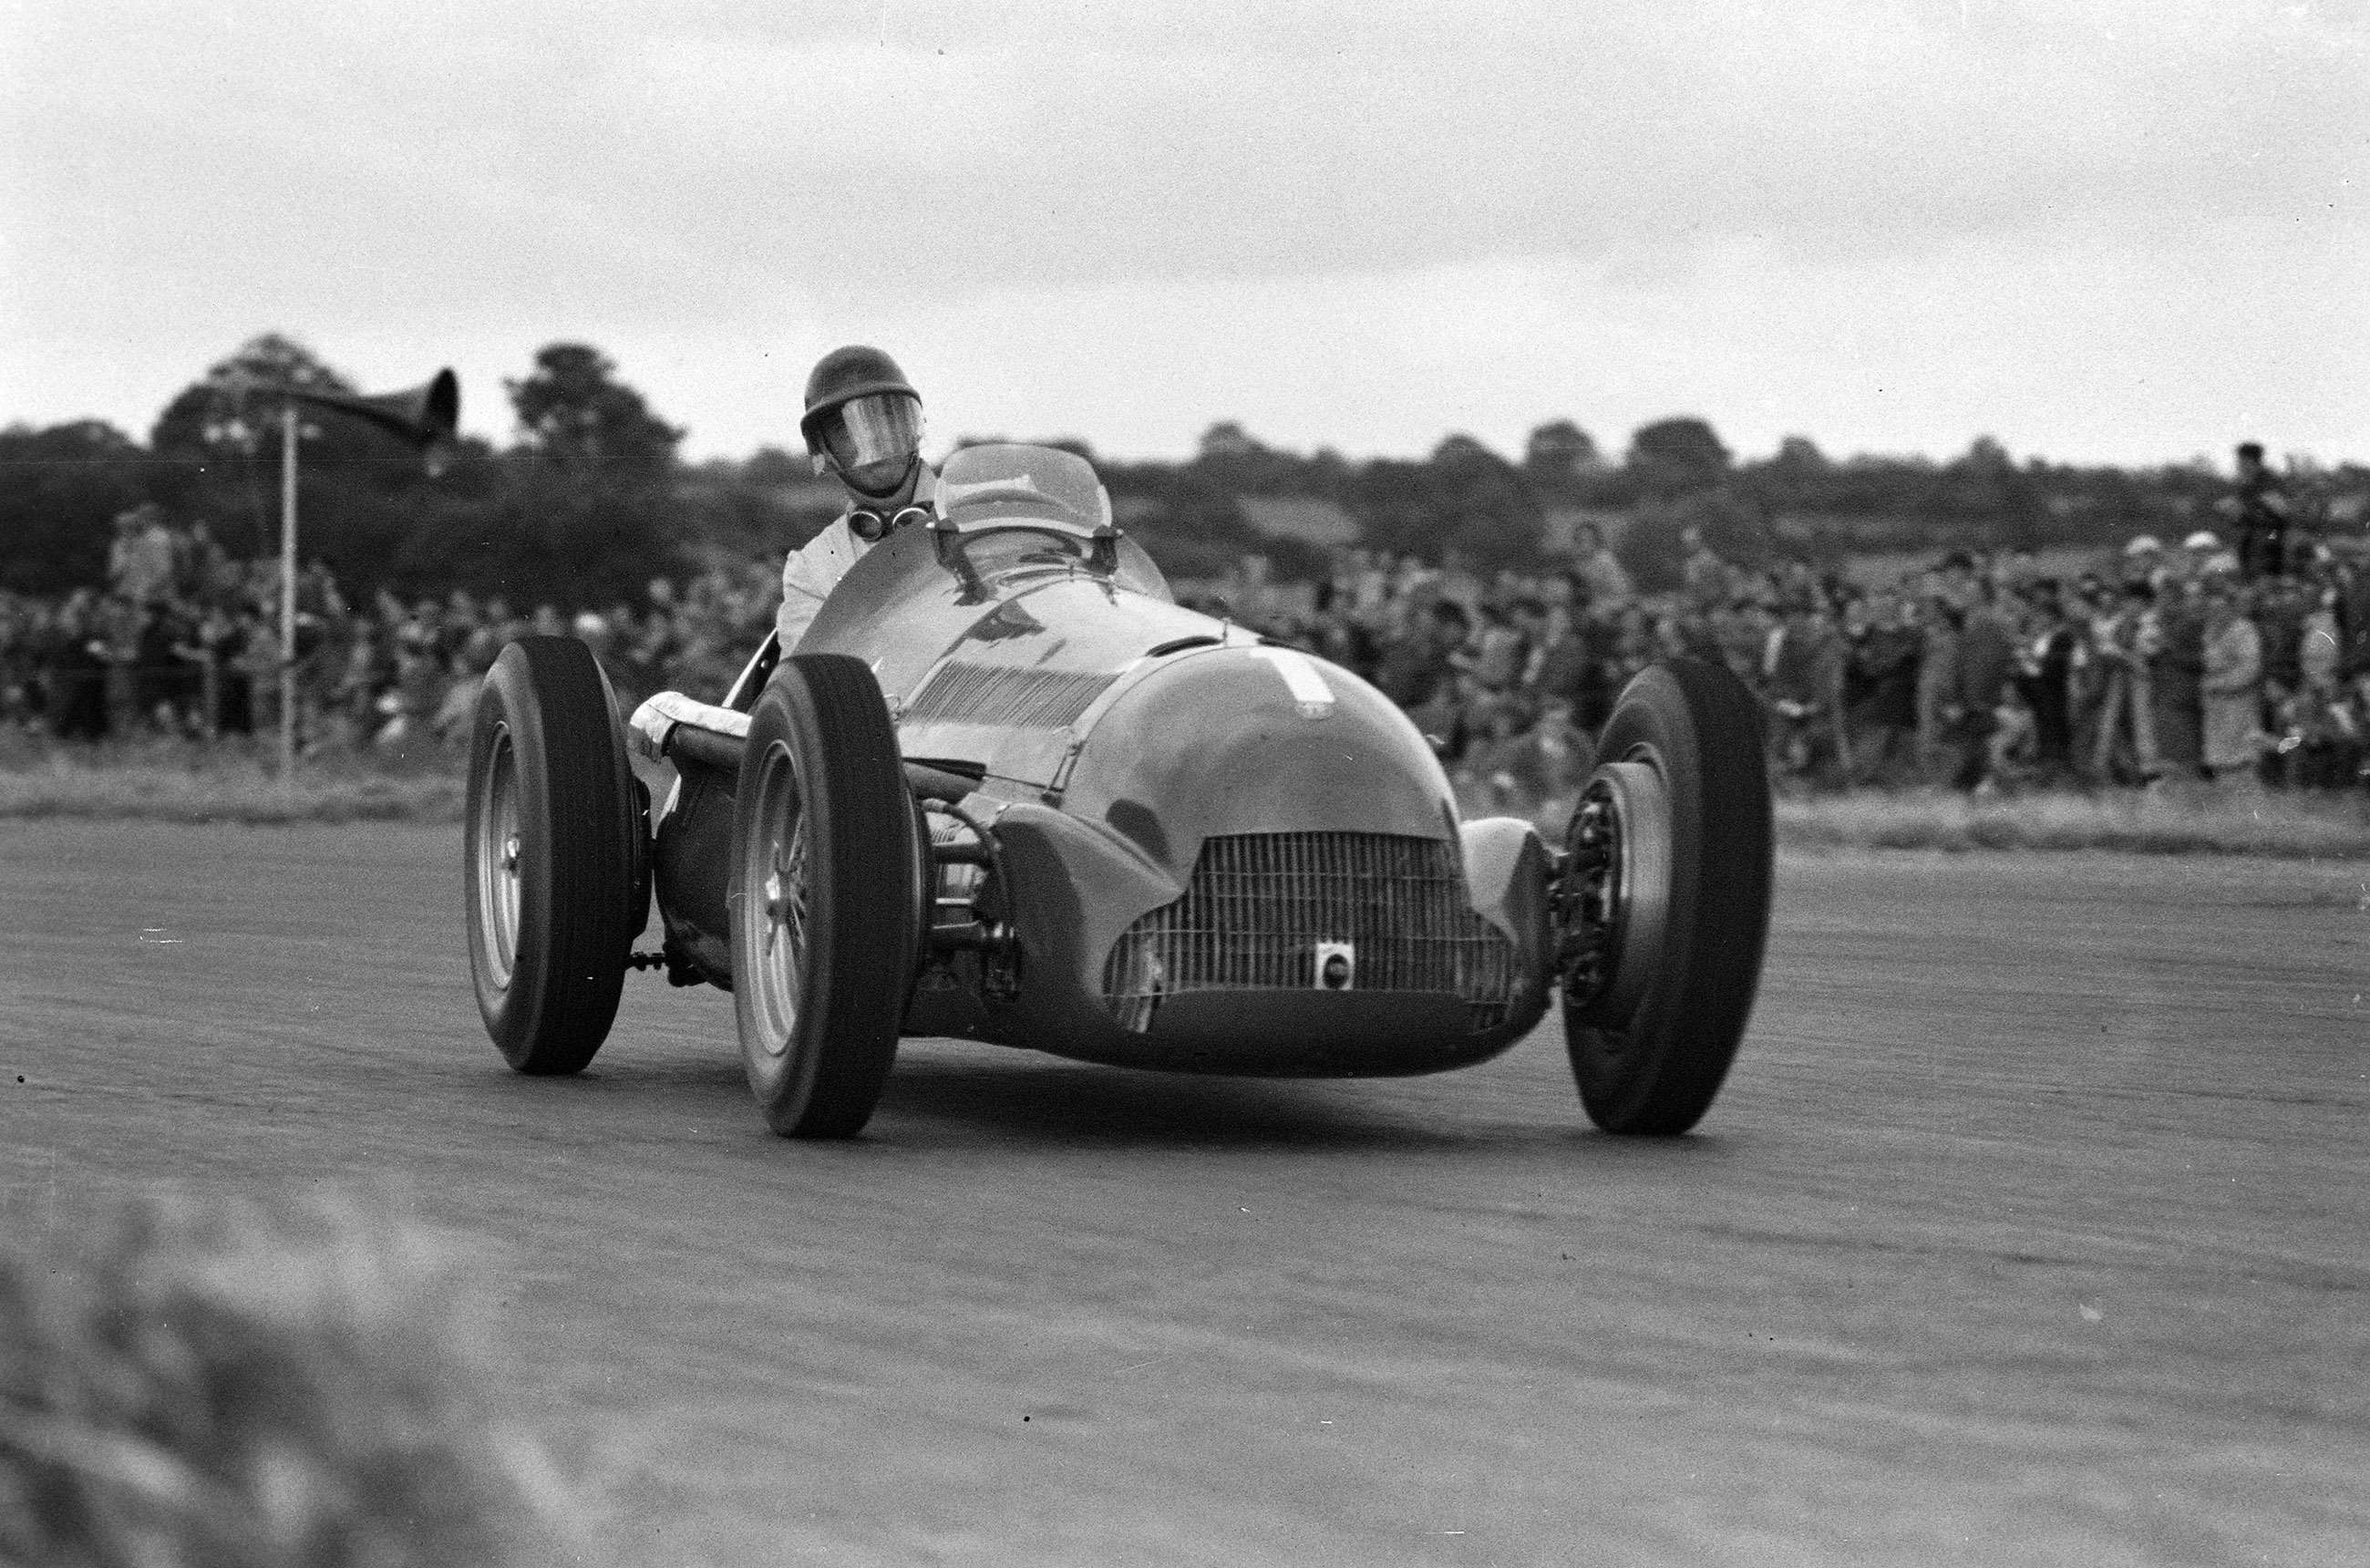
left=774, top=464, right=940, bottom=649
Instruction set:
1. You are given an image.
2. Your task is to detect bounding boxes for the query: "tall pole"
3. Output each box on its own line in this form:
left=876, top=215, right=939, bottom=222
left=279, top=404, right=299, bottom=783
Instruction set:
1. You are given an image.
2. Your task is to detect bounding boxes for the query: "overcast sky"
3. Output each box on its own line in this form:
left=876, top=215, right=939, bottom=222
left=3, top=0, right=2364, bottom=467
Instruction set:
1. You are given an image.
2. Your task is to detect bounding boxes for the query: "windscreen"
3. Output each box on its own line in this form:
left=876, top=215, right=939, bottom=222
left=933, top=444, right=1113, bottom=533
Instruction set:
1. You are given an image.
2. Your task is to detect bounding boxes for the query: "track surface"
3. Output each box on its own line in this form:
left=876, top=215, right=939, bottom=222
left=3, top=822, right=2365, bottom=1565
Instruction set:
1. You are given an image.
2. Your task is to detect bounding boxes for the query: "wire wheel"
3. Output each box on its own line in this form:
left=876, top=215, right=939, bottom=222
left=727, top=654, right=919, bottom=1138
left=1558, top=758, right=1674, bottom=1027
left=462, top=635, right=638, bottom=1075
left=471, top=722, right=523, bottom=991
left=1557, top=659, right=1773, bottom=1135
left=743, top=740, right=814, bottom=1056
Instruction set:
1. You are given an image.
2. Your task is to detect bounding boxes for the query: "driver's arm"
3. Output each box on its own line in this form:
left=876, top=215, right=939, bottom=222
left=774, top=520, right=860, bottom=649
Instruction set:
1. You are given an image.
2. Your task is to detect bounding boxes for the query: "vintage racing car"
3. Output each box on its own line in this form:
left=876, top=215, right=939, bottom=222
left=462, top=443, right=1774, bottom=1138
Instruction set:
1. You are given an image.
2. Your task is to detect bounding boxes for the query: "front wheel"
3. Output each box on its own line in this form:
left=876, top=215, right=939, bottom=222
left=464, top=636, right=639, bottom=1075
left=728, top=655, right=920, bottom=1138
left=1557, top=660, right=1773, bottom=1134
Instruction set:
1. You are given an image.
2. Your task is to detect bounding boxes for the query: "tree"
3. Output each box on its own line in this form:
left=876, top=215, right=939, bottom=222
left=1617, top=489, right=1775, bottom=593
left=0, top=421, right=149, bottom=593
left=1522, top=419, right=1602, bottom=488
left=1430, top=433, right=1502, bottom=469
left=397, top=472, right=687, bottom=609
left=1737, top=435, right=1836, bottom=521
left=506, top=345, right=683, bottom=474
left=148, top=335, right=431, bottom=567
left=742, top=446, right=809, bottom=489
left=1197, top=421, right=1262, bottom=461
left=1346, top=438, right=1544, bottom=573
left=1108, top=467, right=1272, bottom=580
left=1038, top=437, right=1100, bottom=466
left=1626, top=417, right=1731, bottom=498
left=1187, top=421, right=1339, bottom=497
left=463, top=345, right=690, bottom=603
left=1934, top=435, right=2045, bottom=548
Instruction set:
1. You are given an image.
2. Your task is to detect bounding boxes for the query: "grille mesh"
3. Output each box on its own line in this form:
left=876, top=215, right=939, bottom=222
left=1102, top=831, right=1520, bottom=1034
left=906, top=662, right=1115, bottom=729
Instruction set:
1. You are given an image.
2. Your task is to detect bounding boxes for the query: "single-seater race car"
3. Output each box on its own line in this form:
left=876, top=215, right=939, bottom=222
left=463, top=444, right=1773, bottom=1139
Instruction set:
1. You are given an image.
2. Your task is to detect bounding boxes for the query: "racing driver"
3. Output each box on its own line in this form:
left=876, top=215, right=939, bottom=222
left=775, top=345, right=937, bottom=647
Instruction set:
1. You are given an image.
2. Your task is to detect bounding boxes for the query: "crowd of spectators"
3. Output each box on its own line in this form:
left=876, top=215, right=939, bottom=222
left=0, top=502, right=781, bottom=756
left=1242, top=521, right=2370, bottom=806
left=6, top=502, right=2369, bottom=808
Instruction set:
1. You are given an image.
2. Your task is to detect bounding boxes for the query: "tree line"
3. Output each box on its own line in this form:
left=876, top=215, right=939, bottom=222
left=3, top=335, right=2358, bottom=608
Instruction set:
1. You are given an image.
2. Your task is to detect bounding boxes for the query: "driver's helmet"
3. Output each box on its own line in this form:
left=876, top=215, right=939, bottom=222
left=800, top=346, right=922, bottom=497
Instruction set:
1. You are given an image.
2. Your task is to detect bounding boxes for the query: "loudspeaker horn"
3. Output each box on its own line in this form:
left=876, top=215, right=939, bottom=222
left=274, top=367, right=460, bottom=449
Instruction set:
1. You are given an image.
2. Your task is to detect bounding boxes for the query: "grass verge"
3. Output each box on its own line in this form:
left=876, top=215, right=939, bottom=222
left=6, top=741, right=2368, bottom=856
left=1478, top=781, right=2370, bottom=859
left=0, top=743, right=464, bottom=825
left=1769, top=786, right=2370, bottom=859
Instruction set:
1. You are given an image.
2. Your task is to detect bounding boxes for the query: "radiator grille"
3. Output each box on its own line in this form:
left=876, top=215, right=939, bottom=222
left=1102, top=831, right=1520, bottom=1034
left=905, top=662, right=1116, bottom=729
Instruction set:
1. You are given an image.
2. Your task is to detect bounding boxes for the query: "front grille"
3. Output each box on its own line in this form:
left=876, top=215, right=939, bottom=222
left=906, top=662, right=1115, bottom=729
left=1101, top=831, right=1520, bottom=1034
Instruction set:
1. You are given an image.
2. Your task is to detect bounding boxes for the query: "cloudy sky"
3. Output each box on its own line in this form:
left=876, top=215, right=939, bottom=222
left=3, top=0, right=2364, bottom=467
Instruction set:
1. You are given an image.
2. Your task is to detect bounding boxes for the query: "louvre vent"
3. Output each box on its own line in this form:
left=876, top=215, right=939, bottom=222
left=905, top=662, right=1116, bottom=729
left=1102, top=831, right=1520, bottom=1034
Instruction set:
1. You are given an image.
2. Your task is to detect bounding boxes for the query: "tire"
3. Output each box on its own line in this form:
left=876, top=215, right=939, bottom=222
left=1561, top=659, right=1773, bottom=1134
left=728, top=655, right=920, bottom=1138
left=464, top=636, right=639, bottom=1075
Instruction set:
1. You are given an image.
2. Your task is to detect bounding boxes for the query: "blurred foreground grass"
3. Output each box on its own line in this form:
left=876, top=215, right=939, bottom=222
left=0, top=1192, right=581, bottom=1568
left=5, top=734, right=2367, bottom=856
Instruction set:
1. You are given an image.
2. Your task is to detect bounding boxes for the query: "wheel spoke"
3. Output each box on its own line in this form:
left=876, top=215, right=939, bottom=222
left=776, top=827, right=809, bottom=965
left=780, top=832, right=809, bottom=947
left=1559, top=757, right=1674, bottom=1028
left=747, top=742, right=813, bottom=1054
left=474, top=724, right=523, bottom=989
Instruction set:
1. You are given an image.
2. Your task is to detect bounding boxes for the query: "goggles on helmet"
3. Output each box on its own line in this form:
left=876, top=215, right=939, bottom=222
left=847, top=504, right=933, bottom=543
left=813, top=392, right=923, bottom=493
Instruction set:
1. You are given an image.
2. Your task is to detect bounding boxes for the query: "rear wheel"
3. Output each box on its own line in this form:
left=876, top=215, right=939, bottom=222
left=728, top=655, right=920, bottom=1138
left=1558, top=660, right=1773, bottom=1134
left=464, top=636, right=638, bottom=1074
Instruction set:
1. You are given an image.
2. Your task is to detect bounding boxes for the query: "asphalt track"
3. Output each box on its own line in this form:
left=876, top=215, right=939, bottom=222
left=3, top=821, right=2365, bottom=1566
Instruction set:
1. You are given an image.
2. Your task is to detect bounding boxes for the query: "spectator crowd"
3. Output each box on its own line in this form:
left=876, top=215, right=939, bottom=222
left=6, top=501, right=2369, bottom=808
left=1236, top=519, right=2370, bottom=805
left=0, top=502, right=781, bottom=756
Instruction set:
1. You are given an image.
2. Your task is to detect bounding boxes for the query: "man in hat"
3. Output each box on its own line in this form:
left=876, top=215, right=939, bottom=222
left=2221, top=442, right=2293, bottom=581
left=1763, top=589, right=1849, bottom=784
left=775, top=346, right=935, bottom=648
left=2119, top=534, right=2164, bottom=593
